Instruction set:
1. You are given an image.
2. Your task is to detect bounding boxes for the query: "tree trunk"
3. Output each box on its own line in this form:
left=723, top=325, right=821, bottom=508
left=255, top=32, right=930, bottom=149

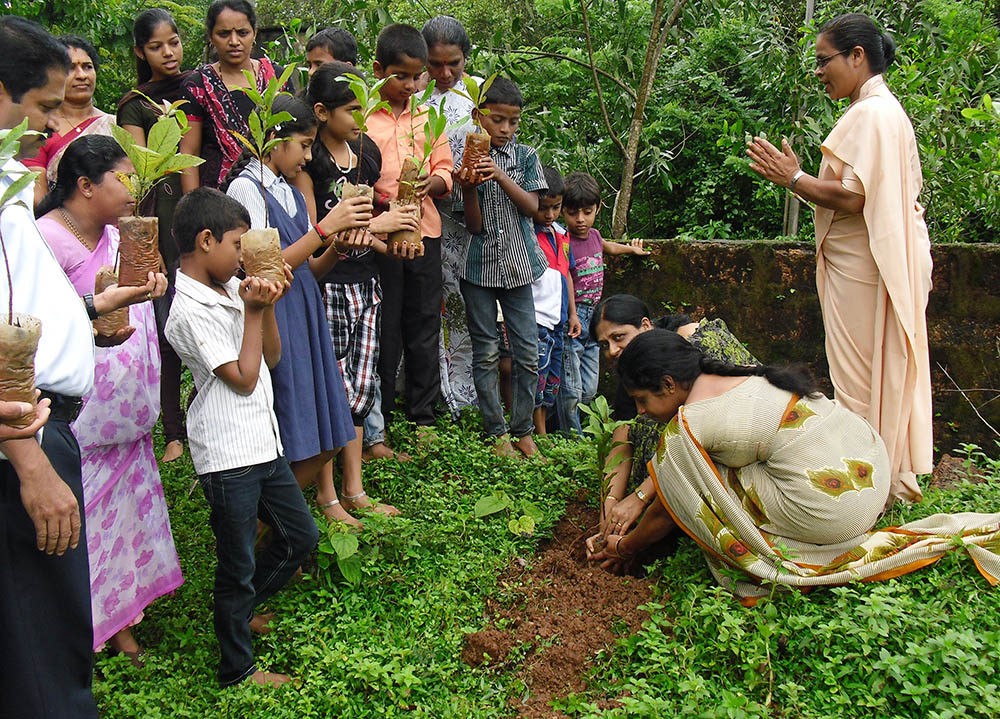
left=611, top=0, right=689, bottom=239
left=782, top=0, right=817, bottom=237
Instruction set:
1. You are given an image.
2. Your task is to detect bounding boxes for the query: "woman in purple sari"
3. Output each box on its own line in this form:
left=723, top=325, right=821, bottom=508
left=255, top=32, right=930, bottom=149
left=36, top=135, right=182, bottom=664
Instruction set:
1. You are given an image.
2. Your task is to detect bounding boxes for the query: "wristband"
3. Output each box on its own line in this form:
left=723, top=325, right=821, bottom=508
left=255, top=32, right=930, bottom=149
left=789, top=169, right=806, bottom=191
left=314, top=223, right=330, bottom=244
left=635, top=487, right=651, bottom=504
left=83, top=293, right=99, bottom=320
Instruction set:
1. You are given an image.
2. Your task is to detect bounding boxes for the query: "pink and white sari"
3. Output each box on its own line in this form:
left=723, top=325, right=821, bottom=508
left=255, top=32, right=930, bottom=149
left=39, top=217, right=183, bottom=649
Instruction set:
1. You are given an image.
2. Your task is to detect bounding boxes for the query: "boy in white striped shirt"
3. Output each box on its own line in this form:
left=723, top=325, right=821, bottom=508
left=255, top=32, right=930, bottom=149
left=165, top=188, right=318, bottom=688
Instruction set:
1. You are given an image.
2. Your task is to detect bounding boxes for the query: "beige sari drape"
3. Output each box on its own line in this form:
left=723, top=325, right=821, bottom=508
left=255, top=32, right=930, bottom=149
left=814, top=75, right=933, bottom=504
left=648, top=377, right=1000, bottom=604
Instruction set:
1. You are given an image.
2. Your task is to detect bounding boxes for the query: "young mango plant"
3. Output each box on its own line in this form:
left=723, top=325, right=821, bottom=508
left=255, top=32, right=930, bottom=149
left=337, top=72, right=392, bottom=200
left=229, top=64, right=297, bottom=284
left=0, top=120, right=44, bottom=427
left=449, top=73, right=498, bottom=178
left=579, top=395, right=631, bottom=550
left=110, top=96, right=204, bottom=287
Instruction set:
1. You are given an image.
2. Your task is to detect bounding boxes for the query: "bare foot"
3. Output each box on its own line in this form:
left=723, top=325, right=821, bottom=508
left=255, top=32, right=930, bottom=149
left=250, top=612, right=275, bottom=635
left=492, top=435, right=519, bottom=459
left=362, top=442, right=412, bottom=463
left=248, top=670, right=293, bottom=687
left=341, top=491, right=400, bottom=516
left=515, top=434, right=545, bottom=460
left=319, top=498, right=363, bottom=528
left=415, top=425, right=437, bottom=446
left=161, top=440, right=183, bottom=463
left=109, top=627, right=144, bottom=668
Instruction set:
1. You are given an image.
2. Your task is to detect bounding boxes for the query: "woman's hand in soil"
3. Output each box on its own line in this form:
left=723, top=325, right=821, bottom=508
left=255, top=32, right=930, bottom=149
left=746, top=136, right=800, bottom=187
left=603, top=494, right=645, bottom=540
left=94, top=271, right=168, bottom=313
left=586, top=533, right=632, bottom=573
left=94, top=326, right=137, bottom=347
left=319, top=195, right=373, bottom=235
left=369, top=205, right=420, bottom=235
left=0, top=396, right=50, bottom=440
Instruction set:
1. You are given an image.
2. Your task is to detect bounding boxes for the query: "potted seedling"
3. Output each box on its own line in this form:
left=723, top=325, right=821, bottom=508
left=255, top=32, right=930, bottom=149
left=449, top=73, right=497, bottom=181
left=337, top=72, right=391, bottom=203
left=230, top=64, right=297, bottom=283
left=386, top=84, right=449, bottom=253
left=0, top=120, right=44, bottom=427
left=579, top=395, right=631, bottom=552
left=111, top=97, right=204, bottom=289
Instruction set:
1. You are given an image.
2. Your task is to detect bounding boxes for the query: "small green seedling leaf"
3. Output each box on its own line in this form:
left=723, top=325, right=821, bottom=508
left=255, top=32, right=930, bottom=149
left=474, top=491, right=512, bottom=518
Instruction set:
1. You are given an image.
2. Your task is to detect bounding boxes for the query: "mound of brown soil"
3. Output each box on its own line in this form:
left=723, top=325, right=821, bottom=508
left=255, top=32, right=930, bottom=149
left=929, top=453, right=989, bottom=490
left=463, top=503, right=658, bottom=718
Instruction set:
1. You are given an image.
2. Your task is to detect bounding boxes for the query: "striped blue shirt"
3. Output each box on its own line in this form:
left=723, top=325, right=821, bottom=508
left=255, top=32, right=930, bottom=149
left=461, top=140, right=548, bottom=289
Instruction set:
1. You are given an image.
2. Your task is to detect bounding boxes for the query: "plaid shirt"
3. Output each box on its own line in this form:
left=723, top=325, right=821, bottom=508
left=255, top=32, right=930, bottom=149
left=461, top=140, right=548, bottom=289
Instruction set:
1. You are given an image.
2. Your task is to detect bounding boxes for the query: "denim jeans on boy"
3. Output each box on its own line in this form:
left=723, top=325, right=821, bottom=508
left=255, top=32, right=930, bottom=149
left=558, top=302, right=600, bottom=436
left=363, top=382, right=385, bottom=447
left=198, top=457, right=318, bottom=686
left=460, top=279, right=538, bottom=438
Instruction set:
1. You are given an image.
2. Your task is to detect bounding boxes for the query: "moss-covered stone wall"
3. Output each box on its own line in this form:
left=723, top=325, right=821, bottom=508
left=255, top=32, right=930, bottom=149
left=602, top=240, right=1000, bottom=456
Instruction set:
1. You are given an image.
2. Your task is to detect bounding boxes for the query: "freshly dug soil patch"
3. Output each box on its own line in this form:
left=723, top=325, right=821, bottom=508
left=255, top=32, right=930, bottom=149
left=929, top=453, right=989, bottom=490
left=463, top=503, right=658, bottom=718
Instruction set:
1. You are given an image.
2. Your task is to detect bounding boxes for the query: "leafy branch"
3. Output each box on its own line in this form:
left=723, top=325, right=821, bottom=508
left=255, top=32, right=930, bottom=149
left=448, top=73, right=498, bottom=131
left=0, top=120, right=42, bottom=322
left=579, top=395, right=631, bottom=528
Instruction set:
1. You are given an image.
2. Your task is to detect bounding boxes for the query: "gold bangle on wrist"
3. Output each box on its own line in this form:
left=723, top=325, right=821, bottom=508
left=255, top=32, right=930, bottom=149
left=635, top=487, right=649, bottom=503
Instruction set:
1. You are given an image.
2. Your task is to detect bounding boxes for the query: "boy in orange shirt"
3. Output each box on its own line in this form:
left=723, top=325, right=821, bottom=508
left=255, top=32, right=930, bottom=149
left=368, top=24, right=454, bottom=437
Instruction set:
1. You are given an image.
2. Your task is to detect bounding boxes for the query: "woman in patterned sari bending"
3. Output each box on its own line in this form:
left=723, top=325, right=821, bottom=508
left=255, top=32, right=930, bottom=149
left=587, top=330, right=1000, bottom=603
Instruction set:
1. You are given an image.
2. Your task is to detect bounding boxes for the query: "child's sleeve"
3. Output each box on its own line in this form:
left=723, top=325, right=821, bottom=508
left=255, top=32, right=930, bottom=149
left=226, top=177, right=267, bottom=230
left=519, top=147, right=547, bottom=193
left=425, top=122, right=454, bottom=194
left=167, top=306, right=241, bottom=378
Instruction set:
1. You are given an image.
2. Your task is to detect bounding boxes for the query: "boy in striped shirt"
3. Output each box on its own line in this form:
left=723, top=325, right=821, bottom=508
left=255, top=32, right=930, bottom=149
left=457, top=77, right=548, bottom=459
left=165, top=188, right=318, bottom=688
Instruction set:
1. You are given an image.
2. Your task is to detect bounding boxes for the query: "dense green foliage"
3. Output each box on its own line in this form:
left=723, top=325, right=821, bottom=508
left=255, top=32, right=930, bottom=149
left=12, top=0, right=1000, bottom=241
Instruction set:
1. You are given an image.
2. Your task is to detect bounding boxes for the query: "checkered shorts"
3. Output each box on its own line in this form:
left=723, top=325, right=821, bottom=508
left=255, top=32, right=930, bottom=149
left=325, top=278, right=381, bottom=420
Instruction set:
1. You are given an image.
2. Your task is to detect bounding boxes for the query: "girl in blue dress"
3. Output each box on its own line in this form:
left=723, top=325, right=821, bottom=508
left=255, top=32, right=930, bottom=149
left=225, top=94, right=377, bottom=525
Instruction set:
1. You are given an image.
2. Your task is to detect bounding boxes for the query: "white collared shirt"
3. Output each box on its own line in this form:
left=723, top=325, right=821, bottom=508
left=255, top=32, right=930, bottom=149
left=226, top=160, right=298, bottom=230
left=0, top=158, right=95, bottom=397
left=165, top=270, right=282, bottom=475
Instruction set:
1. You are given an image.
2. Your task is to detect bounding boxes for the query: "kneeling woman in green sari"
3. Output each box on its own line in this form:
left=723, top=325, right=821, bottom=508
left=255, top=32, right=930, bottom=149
left=587, top=329, right=1000, bottom=603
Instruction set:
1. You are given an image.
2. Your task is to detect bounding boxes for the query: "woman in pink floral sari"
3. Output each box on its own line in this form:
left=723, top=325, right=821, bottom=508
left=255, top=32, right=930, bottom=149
left=36, top=135, right=182, bottom=663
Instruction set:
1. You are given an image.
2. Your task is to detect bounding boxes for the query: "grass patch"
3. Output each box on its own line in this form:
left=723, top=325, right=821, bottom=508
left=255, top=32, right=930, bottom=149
left=94, top=409, right=592, bottom=718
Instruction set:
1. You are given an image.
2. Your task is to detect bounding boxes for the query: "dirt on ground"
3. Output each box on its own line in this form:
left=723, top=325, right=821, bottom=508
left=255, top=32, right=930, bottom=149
left=928, top=453, right=990, bottom=490
left=462, top=502, right=661, bottom=718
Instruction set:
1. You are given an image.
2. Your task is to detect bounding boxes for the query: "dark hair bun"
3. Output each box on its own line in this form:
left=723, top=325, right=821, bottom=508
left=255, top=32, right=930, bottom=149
left=881, top=32, right=896, bottom=67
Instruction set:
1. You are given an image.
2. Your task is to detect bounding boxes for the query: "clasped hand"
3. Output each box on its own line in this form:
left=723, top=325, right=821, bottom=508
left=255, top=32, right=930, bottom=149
left=240, top=264, right=292, bottom=309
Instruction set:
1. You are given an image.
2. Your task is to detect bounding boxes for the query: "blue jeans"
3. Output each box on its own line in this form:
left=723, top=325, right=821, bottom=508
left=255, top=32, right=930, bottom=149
left=557, top=302, right=600, bottom=436
left=363, top=382, right=385, bottom=447
left=460, top=279, right=538, bottom=438
left=198, top=457, right=318, bottom=686
left=535, top=322, right=564, bottom=408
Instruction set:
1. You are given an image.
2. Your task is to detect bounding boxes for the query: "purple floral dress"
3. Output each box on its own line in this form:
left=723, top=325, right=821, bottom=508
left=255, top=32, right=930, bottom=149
left=39, top=218, right=183, bottom=649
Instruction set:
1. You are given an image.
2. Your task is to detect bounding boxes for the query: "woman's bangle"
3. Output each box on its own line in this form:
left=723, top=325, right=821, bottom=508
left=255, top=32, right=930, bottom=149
left=314, top=223, right=330, bottom=244
left=605, top=494, right=621, bottom=503
left=614, top=535, right=634, bottom=559
left=789, top=169, right=806, bottom=191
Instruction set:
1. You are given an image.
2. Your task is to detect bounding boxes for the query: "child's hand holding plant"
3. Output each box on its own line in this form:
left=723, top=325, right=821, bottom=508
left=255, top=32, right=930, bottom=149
left=318, top=194, right=374, bottom=238
left=370, top=204, right=420, bottom=235
left=239, top=276, right=283, bottom=310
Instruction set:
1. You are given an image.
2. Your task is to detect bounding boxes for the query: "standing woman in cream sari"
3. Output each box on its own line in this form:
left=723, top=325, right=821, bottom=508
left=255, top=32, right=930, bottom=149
left=747, top=13, right=932, bottom=504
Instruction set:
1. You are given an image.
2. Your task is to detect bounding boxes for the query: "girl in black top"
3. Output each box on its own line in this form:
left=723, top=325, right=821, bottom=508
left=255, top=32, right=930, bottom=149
left=293, top=62, right=419, bottom=520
